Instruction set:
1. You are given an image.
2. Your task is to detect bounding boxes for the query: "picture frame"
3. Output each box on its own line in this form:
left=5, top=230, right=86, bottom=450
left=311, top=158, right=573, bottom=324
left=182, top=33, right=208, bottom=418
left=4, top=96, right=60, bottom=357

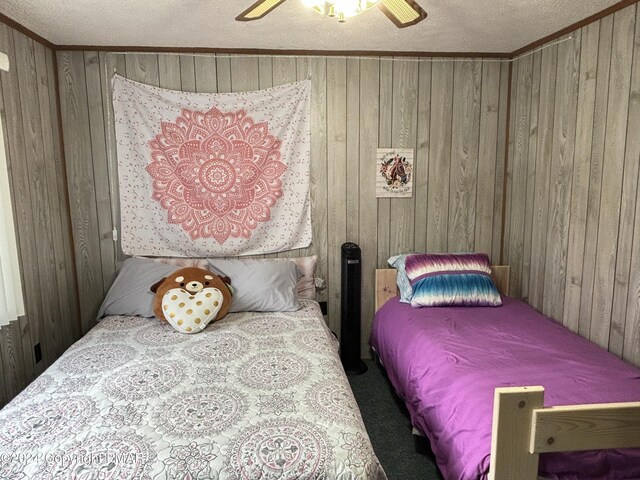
left=376, top=148, right=414, bottom=198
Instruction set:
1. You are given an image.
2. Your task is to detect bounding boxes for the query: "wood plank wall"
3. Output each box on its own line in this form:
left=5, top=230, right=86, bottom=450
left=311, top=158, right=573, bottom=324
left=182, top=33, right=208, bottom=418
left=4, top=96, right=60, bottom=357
left=0, top=22, right=80, bottom=408
left=504, top=3, right=640, bottom=366
left=57, top=51, right=509, bottom=354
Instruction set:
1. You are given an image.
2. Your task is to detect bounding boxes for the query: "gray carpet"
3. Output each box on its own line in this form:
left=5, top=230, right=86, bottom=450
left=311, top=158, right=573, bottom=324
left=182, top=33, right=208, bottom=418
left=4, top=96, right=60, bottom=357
left=347, top=359, right=444, bottom=480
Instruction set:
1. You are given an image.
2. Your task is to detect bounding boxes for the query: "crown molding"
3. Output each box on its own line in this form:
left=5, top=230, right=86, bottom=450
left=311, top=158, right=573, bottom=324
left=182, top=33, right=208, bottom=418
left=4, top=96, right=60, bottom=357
left=0, top=12, right=55, bottom=50
left=53, top=44, right=511, bottom=58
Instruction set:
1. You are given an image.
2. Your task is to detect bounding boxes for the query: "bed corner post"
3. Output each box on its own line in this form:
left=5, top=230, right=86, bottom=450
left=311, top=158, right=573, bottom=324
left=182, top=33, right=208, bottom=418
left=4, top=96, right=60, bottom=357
left=375, top=269, right=398, bottom=312
left=488, top=386, right=544, bottom=480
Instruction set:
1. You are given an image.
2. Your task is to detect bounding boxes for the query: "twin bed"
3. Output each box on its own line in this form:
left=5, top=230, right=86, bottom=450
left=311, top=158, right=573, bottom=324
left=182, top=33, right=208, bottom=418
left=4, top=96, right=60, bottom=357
left=372, top=267, right=640, bottom=480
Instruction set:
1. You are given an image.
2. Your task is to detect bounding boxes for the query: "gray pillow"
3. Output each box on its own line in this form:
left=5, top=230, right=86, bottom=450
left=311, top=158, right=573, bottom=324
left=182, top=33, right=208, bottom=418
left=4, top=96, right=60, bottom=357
left=207, top=258, right=301, bottom=312
left=97, top=257, right=176, bottom=319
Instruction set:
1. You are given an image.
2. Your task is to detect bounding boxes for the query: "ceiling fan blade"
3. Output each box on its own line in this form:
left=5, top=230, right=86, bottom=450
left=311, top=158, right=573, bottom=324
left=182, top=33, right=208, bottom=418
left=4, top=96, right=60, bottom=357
left=236, top=0, right=288, bottom=21
left=378, top=0, right=427, bottom=28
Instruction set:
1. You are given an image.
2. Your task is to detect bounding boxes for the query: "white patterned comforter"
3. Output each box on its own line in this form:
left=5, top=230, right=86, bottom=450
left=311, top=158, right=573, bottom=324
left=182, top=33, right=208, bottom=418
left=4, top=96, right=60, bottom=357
left=0, top=300, right=386, bottom=479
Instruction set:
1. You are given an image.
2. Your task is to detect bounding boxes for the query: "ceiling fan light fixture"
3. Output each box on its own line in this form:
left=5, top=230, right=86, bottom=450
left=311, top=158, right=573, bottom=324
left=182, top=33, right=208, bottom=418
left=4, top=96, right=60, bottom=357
left=237, top=0, right=427, bottom=28
left=303, top=0, right=381, bottom=21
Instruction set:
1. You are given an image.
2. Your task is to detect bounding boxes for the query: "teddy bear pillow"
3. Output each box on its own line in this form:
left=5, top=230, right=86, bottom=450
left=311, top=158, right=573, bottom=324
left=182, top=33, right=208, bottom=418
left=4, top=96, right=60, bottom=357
left=150, top=267, right=233, bottom=334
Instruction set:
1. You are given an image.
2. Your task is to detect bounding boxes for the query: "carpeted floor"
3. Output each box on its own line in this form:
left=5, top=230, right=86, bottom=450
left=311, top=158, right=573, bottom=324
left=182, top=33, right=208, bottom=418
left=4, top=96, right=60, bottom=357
left=347, top=359, right=444, bottom=480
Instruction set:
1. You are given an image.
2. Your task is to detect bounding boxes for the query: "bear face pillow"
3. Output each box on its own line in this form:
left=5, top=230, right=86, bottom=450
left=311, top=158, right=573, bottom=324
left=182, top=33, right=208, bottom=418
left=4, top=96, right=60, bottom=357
left=150, top=267, right=233, bottom=334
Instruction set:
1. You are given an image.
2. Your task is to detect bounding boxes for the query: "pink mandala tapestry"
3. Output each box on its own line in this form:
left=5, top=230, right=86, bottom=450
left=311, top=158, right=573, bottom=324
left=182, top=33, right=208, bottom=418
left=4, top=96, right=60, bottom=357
left=112, top=75, right=312, bottom=257
left=146, top=107, right=286, bottom=244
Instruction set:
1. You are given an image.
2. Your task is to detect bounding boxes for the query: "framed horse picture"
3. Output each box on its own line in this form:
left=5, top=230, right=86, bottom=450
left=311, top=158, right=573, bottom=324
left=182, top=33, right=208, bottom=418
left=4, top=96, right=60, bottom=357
left=376, top=148, right=414, bottom=198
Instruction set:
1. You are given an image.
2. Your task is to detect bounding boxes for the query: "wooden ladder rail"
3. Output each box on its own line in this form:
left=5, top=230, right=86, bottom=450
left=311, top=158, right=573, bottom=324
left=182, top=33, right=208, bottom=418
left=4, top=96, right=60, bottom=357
left=489, top=387, right=640, bottom=480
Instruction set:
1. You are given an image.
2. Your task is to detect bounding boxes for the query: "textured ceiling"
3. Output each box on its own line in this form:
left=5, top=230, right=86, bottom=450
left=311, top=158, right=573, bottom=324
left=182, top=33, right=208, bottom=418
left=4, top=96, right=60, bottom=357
left=0, top=0, right=622, bottom=53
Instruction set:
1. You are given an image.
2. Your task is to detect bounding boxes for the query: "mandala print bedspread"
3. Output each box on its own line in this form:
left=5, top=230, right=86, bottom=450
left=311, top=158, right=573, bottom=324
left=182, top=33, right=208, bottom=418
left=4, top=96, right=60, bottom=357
left=0, top=300, right=386, bottom=480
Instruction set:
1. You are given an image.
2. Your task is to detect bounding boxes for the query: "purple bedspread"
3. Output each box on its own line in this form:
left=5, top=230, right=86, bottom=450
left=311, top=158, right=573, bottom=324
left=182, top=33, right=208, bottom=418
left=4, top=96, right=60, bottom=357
left=370, top=296, right=640, bottom=480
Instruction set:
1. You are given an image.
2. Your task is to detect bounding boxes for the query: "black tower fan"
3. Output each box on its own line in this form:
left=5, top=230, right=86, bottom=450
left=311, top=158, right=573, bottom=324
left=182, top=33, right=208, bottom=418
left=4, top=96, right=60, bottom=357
left=340, top=242, right=367, bottom=375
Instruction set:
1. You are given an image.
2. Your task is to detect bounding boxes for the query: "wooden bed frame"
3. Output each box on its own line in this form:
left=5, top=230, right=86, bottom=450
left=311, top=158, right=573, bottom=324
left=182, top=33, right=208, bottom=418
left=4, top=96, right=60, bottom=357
left=374, top=268, right=640, bottom=480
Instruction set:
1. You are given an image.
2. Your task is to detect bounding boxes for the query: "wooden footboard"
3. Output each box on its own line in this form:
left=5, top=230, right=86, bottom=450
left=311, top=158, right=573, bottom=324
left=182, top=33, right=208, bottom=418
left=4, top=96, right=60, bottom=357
left=488, top=387, right=640, bottom=480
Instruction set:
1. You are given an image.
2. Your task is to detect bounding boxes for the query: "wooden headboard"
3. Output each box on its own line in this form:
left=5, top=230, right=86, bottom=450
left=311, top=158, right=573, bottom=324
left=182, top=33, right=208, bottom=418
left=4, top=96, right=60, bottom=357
left=375, top=266, right=510, bottom=312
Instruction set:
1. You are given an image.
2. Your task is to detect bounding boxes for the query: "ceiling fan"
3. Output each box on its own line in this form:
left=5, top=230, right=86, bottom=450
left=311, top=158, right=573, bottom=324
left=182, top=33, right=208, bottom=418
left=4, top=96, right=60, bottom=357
left=236, top=0, right=427, bottom=28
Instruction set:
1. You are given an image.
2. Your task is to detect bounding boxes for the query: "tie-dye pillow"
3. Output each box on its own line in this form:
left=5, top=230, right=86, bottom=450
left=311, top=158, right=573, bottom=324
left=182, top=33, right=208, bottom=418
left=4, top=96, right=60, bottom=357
left=405, top=253, right=502, bottom=308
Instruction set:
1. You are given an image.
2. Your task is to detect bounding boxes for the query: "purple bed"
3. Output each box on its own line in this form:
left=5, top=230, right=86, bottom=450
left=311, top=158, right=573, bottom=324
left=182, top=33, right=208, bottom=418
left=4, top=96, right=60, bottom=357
left=370, top=295, right=640, bottom=480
